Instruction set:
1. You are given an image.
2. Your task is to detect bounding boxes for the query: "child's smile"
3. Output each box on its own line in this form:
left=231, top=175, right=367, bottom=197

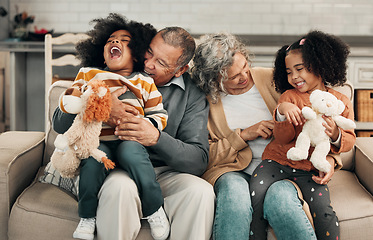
left=110, top=46, right=122, bottom=59
left=103, top=29, right=134, bottom=76
left=285, top=51, right=325, bottom=93
left=294, top=80, right=306, bottom=89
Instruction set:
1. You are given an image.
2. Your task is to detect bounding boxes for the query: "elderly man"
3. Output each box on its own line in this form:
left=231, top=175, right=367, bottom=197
left=96, top=27, right=214, bottom=240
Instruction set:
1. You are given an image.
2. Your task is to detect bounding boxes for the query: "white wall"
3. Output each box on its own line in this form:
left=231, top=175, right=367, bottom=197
left=0, top=0, right=10, bottom=39
left=8, top=0, right=373, bottom=36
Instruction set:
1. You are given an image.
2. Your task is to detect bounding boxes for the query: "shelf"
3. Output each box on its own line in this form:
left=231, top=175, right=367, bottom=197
left=355, top=121, right=373, bottom=130
left=0, top=41, right=75, bottom=53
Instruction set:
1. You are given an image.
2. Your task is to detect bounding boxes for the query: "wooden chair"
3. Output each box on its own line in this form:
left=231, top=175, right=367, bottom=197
left=44, top=33, right=88, bottom=131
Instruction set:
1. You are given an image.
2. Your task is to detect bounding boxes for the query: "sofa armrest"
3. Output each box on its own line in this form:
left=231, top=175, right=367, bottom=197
left=0, top=131, right=45, bottom=235
left=354, top=137, right=373, bottom=195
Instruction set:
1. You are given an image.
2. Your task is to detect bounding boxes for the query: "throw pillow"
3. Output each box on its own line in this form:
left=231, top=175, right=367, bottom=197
left=39, top=162, right=79, bottom=198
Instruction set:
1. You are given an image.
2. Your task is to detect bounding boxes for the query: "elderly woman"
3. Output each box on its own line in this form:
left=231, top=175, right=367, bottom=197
left=191, top=33, right=317, bottom=240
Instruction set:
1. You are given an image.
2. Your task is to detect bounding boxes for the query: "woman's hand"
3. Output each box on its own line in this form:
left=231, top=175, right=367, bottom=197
left=105, top=87, right=139, bottom=127
left=312, top=156, right=335, bottom=185
left=322, top=115, right=339, bottom=142
left=240, top=120, right=275, bottom=141
left=278, top=102, right=305, bottom=126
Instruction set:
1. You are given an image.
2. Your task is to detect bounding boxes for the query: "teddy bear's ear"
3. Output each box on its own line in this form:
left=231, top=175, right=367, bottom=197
left=60, top=95, right=83, bottom=114
left=97, top=87, right=108, bottom=98
left=82, top=85, right=93, bottom=97
left=336, top=99, right=345, bottom=114
left=310, top=89, right=322, bottom=102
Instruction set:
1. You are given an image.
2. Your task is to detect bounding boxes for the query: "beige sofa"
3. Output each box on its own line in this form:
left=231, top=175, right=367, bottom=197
left=1, top=80, right=373, bottom=240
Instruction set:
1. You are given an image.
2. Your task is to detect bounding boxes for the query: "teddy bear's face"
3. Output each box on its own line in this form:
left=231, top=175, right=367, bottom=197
left=309, top=89, right=345, bottom=116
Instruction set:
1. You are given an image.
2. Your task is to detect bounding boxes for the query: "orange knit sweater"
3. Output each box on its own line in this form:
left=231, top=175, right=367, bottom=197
left=262, top=88, right=356, bottom=172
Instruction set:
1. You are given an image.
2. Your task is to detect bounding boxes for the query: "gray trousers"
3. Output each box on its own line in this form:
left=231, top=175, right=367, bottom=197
left=96, top=166, right=215, bottom=240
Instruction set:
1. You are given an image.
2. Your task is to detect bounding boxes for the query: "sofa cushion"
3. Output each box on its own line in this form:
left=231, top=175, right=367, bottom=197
left=329, top=170, right=373, bottom=239
left=8, top=168, right=80, bottom=240
left=0, top=131, right=45, bottom=240
left=9, top=168, right=152, bottom=240
left=340, top=147, right=355, bottom=171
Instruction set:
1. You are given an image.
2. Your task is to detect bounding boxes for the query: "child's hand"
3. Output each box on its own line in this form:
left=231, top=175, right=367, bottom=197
left=322, top=115, right=339, bottom=142
left=106, top=86, right=139, bottom=127
left=312, top=156, right=335, bottom=185
left=278, top=102, right=305, bottom=126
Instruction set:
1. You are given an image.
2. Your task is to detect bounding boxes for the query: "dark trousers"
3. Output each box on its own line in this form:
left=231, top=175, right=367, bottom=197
left=78, top=140, right=163, bottom=218
left=249, top=159, right=339, bottom=240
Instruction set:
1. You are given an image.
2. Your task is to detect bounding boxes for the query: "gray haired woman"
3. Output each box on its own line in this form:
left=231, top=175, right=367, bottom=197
left=191, top=32, right=317, bottom=240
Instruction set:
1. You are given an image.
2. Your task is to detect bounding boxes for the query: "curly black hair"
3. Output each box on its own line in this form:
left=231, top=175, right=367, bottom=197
left=76, top=13, right=157, bottom=72
left=273, top=30, right=350, bottom=93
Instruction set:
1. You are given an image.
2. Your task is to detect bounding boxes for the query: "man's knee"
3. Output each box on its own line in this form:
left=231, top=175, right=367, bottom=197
left=178, top=174, right=215, bottom=205
left=96, top=170, right=142, bottom=239
left=193, top=177, right=215, bottom=199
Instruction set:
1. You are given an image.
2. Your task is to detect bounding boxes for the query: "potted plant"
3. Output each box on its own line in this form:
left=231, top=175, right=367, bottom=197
left=12, top=10, right=34, bottom=39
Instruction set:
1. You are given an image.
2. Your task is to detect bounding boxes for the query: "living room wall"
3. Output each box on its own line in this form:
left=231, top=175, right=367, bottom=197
left=7, top=0, right=373, bottom=36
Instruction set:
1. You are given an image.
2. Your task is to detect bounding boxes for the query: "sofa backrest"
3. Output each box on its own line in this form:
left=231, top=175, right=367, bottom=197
left=42, top=77, right=356, bottom=170
left=340, top=148, right=355, bottom=171
left=329, top=80, right=355, bottom=171
left=43, top=80, right=73, bottom=165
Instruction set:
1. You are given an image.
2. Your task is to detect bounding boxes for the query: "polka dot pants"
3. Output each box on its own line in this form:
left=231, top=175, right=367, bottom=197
left=249, top=159, right=339, bottom=240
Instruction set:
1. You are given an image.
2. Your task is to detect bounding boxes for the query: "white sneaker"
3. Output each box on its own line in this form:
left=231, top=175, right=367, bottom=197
left=73, top=217, right=96, bottom=240
left=146, top=207, right=170, bottom=240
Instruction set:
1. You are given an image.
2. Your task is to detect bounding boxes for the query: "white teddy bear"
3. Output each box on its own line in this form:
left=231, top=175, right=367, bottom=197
left=287, top=89, right=356, bottom=173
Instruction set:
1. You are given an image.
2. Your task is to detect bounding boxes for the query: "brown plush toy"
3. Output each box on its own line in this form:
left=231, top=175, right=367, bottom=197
left=51, top=79, right=115, bottom=178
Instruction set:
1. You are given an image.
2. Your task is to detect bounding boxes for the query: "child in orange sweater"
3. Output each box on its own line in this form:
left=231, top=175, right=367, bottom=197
left=249, top=30, right=356, bottom=240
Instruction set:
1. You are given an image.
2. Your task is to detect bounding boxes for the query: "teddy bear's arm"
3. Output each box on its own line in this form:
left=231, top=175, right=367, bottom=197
left=63, top=118, right=85, bottom=145
left=53, top=134, right=69, bottom=150
left=301, top=106, right=317, bottom=120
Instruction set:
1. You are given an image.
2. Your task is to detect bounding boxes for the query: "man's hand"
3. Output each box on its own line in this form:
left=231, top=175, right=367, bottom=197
left=240, top=120, right=275, bottom=141
left=278, top=102, right=305, bottom=126
left=115, top=115, right=160, bottom=146
left=106, top=87, right=139, bottom=127
left=312, top=156, right=335, bottom=185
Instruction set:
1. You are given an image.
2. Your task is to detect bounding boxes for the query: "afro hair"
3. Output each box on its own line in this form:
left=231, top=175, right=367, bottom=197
left=273, top=30, right=350, bottom=93
left=76, top=13, right=157, bottom=72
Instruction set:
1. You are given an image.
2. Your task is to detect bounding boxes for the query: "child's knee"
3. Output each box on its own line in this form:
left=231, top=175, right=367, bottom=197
left=117, top=141, right=148, bottom=164
left=81, top=157, right=106, bottom=174
left=265, top=181, right=299, bottom=207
